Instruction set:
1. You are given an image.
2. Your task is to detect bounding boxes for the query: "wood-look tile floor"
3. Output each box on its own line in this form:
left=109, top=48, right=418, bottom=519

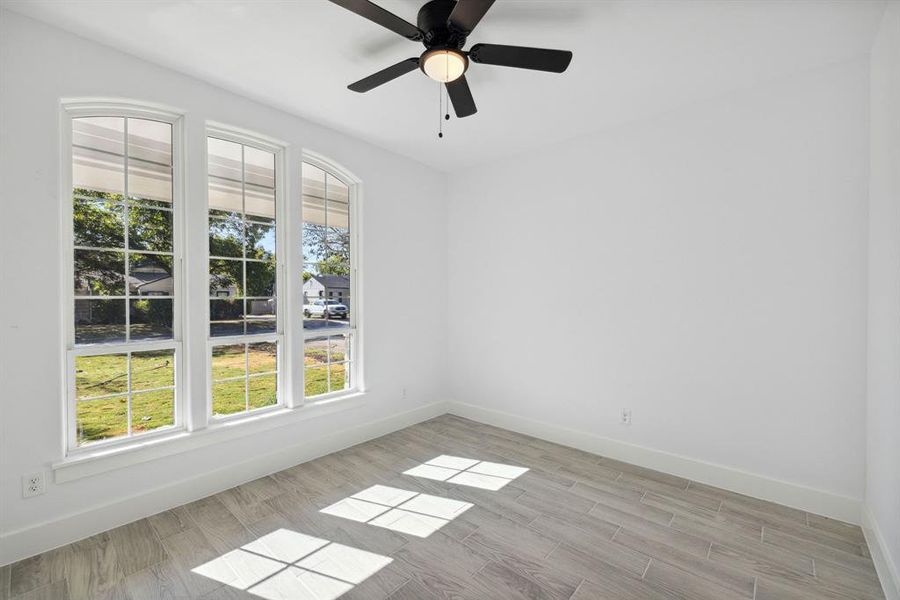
left=2, top=415, right=885, bottom=600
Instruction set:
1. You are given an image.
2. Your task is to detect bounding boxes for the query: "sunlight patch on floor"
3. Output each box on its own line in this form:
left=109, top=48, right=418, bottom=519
left=191, top=528, right=391, bottom=600
left=320, top=484, right=473, bottom=538
left=403, top=455, right=529, bottom=490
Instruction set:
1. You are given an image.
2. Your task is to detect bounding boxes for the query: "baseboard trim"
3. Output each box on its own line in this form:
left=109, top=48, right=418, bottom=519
left=862, top=504, right=900, bottom=600
left=0, top=400, right=448, bottom=566
left=447, top=401, right=861, bottom=524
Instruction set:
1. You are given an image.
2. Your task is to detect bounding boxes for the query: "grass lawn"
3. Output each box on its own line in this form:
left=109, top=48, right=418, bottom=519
left=304, top=337, right=347, bottom=397
left=211, top=343, right=278, bottom=416
left=75, top=339, right=349, bottom=444
left=75, top=350, right=175, bottom=444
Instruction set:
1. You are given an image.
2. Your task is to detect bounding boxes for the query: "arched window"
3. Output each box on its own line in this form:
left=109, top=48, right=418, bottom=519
left=301, top=155, right=360, bottom=399
left=63, top=100, right=183, bottom=451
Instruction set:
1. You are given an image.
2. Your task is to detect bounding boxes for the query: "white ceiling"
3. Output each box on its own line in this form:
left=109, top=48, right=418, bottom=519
left=3, top=0, right=887, bottom=172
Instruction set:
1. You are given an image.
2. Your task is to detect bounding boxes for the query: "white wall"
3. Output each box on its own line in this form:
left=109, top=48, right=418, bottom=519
left=865, top=2, right=900, bottom=596
left=447, top=58, right=870, bottom=510
left=0, top=10, right=447, bottom=562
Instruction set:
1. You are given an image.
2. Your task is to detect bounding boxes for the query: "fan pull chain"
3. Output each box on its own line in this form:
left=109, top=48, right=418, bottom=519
left=438, top=82, right=443, bottom=139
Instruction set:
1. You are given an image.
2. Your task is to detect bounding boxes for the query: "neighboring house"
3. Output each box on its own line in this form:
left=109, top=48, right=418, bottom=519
left=128, top=268, right=174, bottom=296
left=74, top=266, right=174, bottom=323
left=303, top=273, right=350, bottom=306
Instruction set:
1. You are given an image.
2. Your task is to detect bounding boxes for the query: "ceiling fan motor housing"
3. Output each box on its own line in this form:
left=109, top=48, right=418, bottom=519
left=418, top=0, right=468, bottom=48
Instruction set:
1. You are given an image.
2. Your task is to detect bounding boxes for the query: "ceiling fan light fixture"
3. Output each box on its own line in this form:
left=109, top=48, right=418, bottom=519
left=420, top=48, right=468, bottom=83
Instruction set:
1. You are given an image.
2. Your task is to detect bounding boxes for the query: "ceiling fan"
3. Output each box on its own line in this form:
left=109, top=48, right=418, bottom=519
left=329, top=0, right=574, bottom=118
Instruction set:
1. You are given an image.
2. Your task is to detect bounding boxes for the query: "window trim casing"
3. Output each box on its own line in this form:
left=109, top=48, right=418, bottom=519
left=60, top=99, right=187, bottom=456
left=205, top=124, right=288, bottom=421
left=300, top=150, right=364, bottom=401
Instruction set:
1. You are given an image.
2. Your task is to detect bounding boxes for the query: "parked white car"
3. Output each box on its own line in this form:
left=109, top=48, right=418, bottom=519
left=303, top=299, right=348, bottom=319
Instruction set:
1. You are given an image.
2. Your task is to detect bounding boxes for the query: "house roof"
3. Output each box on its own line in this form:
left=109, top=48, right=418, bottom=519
left=308, top=274, right=350, bottom=289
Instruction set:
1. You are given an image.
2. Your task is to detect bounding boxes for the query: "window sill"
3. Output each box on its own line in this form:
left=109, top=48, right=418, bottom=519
left=53, top=392, right=366, bottom=483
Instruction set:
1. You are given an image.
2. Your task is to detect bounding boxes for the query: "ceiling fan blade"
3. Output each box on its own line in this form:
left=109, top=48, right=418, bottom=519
left=446, top=76, right=477, bottom=118
left=348, top=58, right=420, bottom=92
left=329, top=0, right=423, bottom=41
left=447, top=0, right=496, bottom=35
left=469, top=43, right=573, bottom=73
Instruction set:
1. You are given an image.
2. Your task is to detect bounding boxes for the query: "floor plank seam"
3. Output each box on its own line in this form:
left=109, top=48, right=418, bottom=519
left=568, top=578, right=586, bottom=600
left=642, top=558, right=652, bottom=579
left=610, top=525, right=622, bottom=542
left=543, top=541, right=562, bottom=560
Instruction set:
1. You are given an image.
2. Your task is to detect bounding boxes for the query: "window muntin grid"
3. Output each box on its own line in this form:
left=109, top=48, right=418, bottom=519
left=207, top=135, right=280, bottom=417
left=302, top=160, right=356, bottom=400
left=68, top=114, right=179, bottom=449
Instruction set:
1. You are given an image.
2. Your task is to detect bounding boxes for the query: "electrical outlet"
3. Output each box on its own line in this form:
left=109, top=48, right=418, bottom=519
left=620, top=409, right=632, bottom=426
left=401, top=387, right=407, bottom=399
left=23, top=472, right=45, bottom=498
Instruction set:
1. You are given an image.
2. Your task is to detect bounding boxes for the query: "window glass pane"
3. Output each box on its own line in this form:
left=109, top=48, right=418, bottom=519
left=74, top=197, right=125, bottom=249
left=131, top=389, right=175, bottom=434
left=329, top=362, right=348, bottom=392
left=212, top=380, right=246, bottom=416
left=73, top=147, right=125, bottom=197
left=246, top=223, right=275, bottom=261
left=245, top=183, right=275, bottom=222
left=127, top=119, right=172, bottom=165
left=327, top=199, right=350, bottom=237
left=73, top=117, right=125, bottom=196
left=128, top=159, right=172, bottom=205
left=128, top=206, right=173, bottom=252
left=208, top=175, right=243, bottom=213
left=129, top=298, right=173, bottom=340
left=248, top=341, right=277, bottom=374
left=326, top=173, right=349, bottom=204
left=207, top=138, right=243, bottom=180
left=329, top=335, right=349, bottom=363
left=246, top=299, right=276, bottom=334
left=244, top=145, right=275, bottom=188
left=210, top=299, right=245, bottom=337
left=74, top=117, right=125, bottom=155
left=302, top=266, right=350, bottom=331
left=75, top=250, right=125, bottom=296
left=75, top=354, right=127, bottom=399
left=246, top=261, right=276, bottom=297
left=248, top=374, right=277, bottom=409
left=129, top=253, right=173, bottom=297
left=212, top=344, right=246, bottom=380
left=77, top=395, right=128, bottom=445
left=302, top=163, right=326, bottom=201
left=209, top=259, right=243, bottom=297
left=131, top=349, right=175, bottom=391
left=209, top=216, right=244, bottom=258
left=302, top=193, right=327, bottom=232
left=304, top=366, right=328, bottom=398
left=304, top=337, right=328, bottom=366
left=75, top=299, right=126, bottom=344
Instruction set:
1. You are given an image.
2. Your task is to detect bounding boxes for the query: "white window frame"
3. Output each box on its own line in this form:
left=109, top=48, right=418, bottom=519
left=60, top=99, right=186, bottom=456
left=205, top=125, right=287, bottom=422
left=301, top=151, right=364, bottom=403
left=55, top=108, right=366, bottom=472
